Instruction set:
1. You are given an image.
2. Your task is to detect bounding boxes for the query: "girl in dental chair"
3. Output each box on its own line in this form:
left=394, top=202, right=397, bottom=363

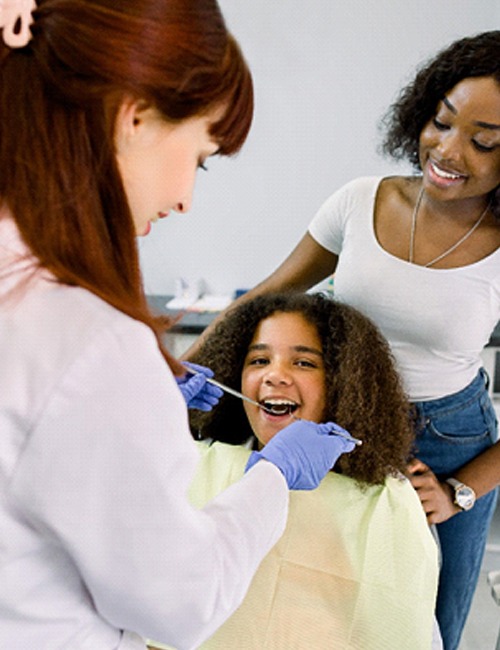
left=186, top=292, right=439, bottom=650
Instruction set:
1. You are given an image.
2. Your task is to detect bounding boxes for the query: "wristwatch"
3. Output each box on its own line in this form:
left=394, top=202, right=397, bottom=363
left=445, top=478, right=476, bottom=511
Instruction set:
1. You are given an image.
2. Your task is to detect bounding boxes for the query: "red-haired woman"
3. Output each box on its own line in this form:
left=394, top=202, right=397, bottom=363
left=0, top=2, right=353, bottom=648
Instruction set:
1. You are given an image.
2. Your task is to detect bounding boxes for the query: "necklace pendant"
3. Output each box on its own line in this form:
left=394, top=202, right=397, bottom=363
left=408, top=187, right=490, bottom=268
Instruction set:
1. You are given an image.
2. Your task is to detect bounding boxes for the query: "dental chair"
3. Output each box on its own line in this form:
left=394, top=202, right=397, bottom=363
left=488, top=569, right=500, bottom=650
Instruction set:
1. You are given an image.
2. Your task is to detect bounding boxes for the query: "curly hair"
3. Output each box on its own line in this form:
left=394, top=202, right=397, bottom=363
left=190, top=292, right=415, bottom=486
left=381, top=30, right=500, bottom=218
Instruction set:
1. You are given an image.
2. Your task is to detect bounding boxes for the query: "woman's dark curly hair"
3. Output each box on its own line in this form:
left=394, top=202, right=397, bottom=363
left=190, top=292, right=415, bottom=486
left=381, top=30, right=500, bottom=218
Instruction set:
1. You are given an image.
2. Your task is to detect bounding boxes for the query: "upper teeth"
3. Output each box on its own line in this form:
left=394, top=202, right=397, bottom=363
left=431, top=162, right=462, bottom=180
left=261, top=399, right=298, bottom=415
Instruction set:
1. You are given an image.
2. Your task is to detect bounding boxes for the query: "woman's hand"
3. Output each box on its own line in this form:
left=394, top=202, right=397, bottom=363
left=245, top=419, right=356, bottom=490
left=406, top=458, right=460, bottom=524
left=175, top=362, right=223, bottom=411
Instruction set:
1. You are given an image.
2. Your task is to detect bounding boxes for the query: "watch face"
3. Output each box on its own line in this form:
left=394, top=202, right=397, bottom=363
left=456, top=486, right=475, bottom=511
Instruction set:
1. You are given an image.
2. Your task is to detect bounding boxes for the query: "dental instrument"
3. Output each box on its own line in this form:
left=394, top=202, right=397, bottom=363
left=187, top=368, right=362, bottom=446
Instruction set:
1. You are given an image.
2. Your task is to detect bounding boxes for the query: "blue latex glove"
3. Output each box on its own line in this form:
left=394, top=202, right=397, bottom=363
left=245, top=419, right=356, bottom=490
left=175, top=362, right=223, bottom=411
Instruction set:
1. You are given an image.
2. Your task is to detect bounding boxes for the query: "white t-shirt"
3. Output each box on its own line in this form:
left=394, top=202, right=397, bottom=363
left=309, top=176, right=500, bottom=401
left=0, top=217, right=288, bottom=650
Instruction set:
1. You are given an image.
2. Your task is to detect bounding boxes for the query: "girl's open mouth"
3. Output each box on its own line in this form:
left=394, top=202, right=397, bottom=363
left=260, top=399, right=299, bottom=417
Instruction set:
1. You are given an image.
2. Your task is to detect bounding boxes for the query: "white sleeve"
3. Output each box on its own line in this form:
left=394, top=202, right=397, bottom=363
left=308, top=177, right=378, bottom=254
left=10, top=317, right=288, bottom=650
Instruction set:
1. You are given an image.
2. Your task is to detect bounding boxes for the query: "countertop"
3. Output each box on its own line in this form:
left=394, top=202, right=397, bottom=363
left=147, top=295, right=500, bottom=346
left=147, top=295, right=218, bottom=335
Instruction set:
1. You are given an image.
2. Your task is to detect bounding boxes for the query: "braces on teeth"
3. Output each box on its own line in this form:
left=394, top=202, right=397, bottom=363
left=261, top=401, right=298, bottom=416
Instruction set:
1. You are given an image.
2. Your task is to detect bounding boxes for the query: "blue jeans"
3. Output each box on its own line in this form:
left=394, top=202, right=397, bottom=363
left=412, top=369, right=498, bottom=650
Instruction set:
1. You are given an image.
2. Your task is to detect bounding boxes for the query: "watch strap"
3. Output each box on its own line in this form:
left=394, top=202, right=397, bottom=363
left=445, top=477, right=464, bottom=491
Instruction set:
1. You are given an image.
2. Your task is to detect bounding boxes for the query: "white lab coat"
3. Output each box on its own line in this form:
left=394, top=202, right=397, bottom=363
left=0, top=217, right=288, bottom=650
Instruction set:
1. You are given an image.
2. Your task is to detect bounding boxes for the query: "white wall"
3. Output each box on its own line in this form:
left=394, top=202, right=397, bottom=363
left=139, top=0, right=498, bottom=297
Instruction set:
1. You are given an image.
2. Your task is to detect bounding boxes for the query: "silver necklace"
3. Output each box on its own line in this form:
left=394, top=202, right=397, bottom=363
left=408, top=187, right=491, bottom=268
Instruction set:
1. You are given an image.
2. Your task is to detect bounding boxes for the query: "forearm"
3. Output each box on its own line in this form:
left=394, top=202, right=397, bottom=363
left=408, top=439, right=500, bottom=524
left=453, top=439, right=500, bottom=498
left=181, top=272, right=299, bottom=359
left=182, top=233, right=337, bottom=359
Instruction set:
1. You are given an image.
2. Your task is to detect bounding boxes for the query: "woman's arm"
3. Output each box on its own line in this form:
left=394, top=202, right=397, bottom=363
left=407, top=442, right=500, bottom=524
left=13, top=315, right=288, bottom=650
left=182, top=232, right=338, bottom=359
left=455, top=440, right=500, bottom=498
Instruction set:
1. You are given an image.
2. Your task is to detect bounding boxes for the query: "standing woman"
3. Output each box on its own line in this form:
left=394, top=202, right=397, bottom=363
left=186, top=31, right=500, bottom=650
left=0, top=1, right=354, bottom=649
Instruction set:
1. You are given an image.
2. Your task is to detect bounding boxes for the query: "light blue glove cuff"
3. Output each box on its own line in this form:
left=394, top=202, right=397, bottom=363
left=245, top=450, right=266, bottom=473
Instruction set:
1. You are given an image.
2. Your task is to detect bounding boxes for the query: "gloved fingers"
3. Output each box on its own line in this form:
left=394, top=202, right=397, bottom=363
left=316, top=421, right=349, bottom=436
left=188, top=386, right=223, bottom=409
left=201, top=382, right=224, bottom=400
left=181, top=361, right=215, bottom=379
left=177, top=371, right=223, bottom=411
left=325, top=434, right=356, bottom=454
left=185, top=383, right=223, bottom=411
left=187, top=398, right=216, bottom=412
left=316, top=422, right=356, bottom=451
left=177, top=372, right=207, bottom=402
left=245, top=419, right=357, bottom=490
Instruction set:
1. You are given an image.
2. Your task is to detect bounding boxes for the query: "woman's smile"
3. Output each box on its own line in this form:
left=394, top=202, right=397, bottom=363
left=419, top=76, right=500, bottom=201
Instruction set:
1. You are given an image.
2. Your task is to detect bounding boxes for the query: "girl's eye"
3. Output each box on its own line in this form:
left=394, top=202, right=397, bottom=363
left=433, top=118, right=450, bottom=131
left=247, top=357, right=269, bottom=367
left=295, top=359, right=320, bottom=369
left=473, top=140, right=496, bottom=153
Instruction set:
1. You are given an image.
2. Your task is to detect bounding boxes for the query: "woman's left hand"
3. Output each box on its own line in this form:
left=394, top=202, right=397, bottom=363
left=175, top=362, right=223, bottom=411
left=406, top=458, right=460, bottom=524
